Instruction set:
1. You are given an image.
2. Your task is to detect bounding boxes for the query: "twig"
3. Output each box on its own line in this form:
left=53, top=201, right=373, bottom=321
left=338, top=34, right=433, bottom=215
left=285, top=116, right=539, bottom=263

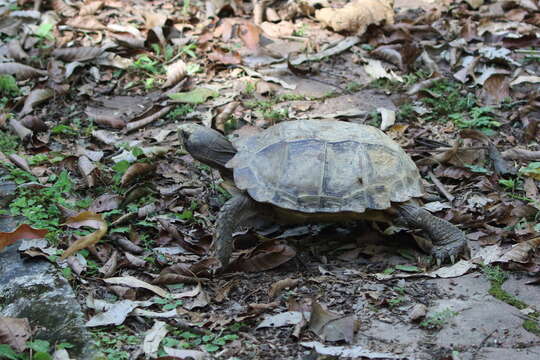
left=125, top=106, right=172, bottom=133
left=428, top=171, right=454, bottom=202
left=471, top=329, right=497, bottom=360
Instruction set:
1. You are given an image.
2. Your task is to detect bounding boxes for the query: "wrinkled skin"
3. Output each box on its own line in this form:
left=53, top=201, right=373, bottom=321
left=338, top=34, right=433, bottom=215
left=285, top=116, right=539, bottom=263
left=179, top=123, right=469, bottom=269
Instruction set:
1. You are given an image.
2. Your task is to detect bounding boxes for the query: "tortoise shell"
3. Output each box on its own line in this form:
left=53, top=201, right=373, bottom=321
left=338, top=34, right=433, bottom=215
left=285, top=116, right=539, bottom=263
left=226, top=120, right=423, bottom=213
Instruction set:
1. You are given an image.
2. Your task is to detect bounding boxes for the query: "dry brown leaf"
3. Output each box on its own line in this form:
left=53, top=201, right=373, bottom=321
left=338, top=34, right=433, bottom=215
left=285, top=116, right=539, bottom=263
left=104, top=276, right=170, bottom=297
left=162, top=59, right=186, bottom=88
left=60, top=211, right=108, bottom=259
left=208, top=48, right=242, bottom=65
left=120, top=163, right=156, bottom=187
left=79, top=1, right=104, bottom=16
left=499, top=237, right=540, bottom=263
left=20, top=89, right=54, bottom=116
left=315, top=0, right=394, bottom=34
left=232, top=241, right=296, bottom=272
left=89, top=194, right=123, bottom=213
left=0, top=317, right=31, bottom=352
left=52, top=47, right=104, bottom=62
left=99, top=250, right=119, bottom=277
left=0, top=224, right=48, bottom=252
left=269, top=278, right=300, bottom=298
left=238, top=21, right=261, bottom=51
left=52, top=0, right=78, bottom=17
left=308, top=302, right=357, bottom=343
left=66, top=16, right=106, bottom=30
left=7, top=40, right=28, bottom=61
left=0, top=63, right=47, bottom=80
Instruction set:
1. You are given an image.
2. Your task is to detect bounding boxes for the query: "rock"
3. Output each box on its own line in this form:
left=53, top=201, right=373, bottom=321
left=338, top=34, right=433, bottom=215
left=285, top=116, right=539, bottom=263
left=0, top=218, right=101, bottom=360
left=0, top=167, right=16, bottom=208
left=409, top=303, right=427, bottom=322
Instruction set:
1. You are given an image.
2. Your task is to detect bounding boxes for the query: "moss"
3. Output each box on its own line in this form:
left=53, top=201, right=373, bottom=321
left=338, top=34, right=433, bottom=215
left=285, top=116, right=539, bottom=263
left=483, top=265, right=539, bottom=336
left=523, top=320, right=540, bottom=335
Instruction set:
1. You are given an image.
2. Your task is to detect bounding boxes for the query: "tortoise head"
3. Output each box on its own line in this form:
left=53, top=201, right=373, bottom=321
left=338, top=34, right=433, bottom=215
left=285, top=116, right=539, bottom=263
left=177, top=123, right=237, bottom=178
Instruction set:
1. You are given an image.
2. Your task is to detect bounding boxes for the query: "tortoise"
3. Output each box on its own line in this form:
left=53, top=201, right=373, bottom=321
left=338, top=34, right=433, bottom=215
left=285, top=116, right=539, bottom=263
left=179, top=120, right=468, bottom=268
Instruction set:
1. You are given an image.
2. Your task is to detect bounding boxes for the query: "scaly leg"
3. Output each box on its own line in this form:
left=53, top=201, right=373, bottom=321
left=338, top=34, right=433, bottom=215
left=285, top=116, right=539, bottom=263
left=396, top=203, right=469, bottom=264
left=215, top=193, right=259, bottom=268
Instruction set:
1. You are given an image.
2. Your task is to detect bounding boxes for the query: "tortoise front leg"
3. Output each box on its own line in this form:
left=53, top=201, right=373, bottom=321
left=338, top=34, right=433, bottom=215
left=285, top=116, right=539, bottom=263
left=395, top=203, right=469, bottom=264
left=215, top=193, right=259, bottom=268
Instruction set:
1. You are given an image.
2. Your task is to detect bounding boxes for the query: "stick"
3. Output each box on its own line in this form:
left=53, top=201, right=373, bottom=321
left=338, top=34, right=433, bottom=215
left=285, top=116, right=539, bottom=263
left=428, top=171, right=454, bottom=202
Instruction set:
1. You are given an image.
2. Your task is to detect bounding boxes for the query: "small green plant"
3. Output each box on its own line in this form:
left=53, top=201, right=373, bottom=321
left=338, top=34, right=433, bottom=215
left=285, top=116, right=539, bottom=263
left=182, top=0, right=191, bottom=15
left=132, top=55, right=164, bottom=74
left=243, top=81, right=256, bottom=95
left=450, top=106, right=500, bottom=130
left=35, top=22, right=54, bottom=41
left=7, top=168, right=74, bottom=242
left=154, top=297, right=184, bottom=310
left=292, top=24, right=308, bottom=37
left=519, top=162, right=540, bottom=179
left=277, top=93, right=309, bottom=101
left=498, top=178, right=518, bottom=191
left=157, top=327, right=241, bottom=357
left=181, top=44, right=198, bottom=58
left=0, top=74, right=20, bottom=96
left=51, top=124, right=78, bottom=136
left=0, top=129, right=19, bottom=154
left=420, top=308, right=458, bottom=329
left=345, top=81, right=363, bottom=92
left=0, top=339, right=73, bottom=360
left=167, top=104, right=195, bottom=119
left=94, top=329, right=140, bottom=360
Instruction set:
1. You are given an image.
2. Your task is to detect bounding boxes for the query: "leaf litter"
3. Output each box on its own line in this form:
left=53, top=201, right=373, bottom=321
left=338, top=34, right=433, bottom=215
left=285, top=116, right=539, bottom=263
left=0, top=0, right=539, bottom=358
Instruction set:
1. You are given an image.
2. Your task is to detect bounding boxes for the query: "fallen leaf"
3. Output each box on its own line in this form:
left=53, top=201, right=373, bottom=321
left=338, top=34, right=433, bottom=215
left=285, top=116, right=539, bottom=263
left=0, top=224, right=48, bottom=252
left=268, top=278, right=299, bottom=298
left=162, top=59, right=186, bottom=88
left=315, top=0, right=394, bottom=34
left=85, top=300, right=144, bottom=327
left=0, top=317, right=31, bottom=352
left=499, top=237, right=540, bottom=264
left=120, top=163, right=155, bottom=186
left=104, top=276, right=170, bottom=298
left=300, top=341, right=403, bottom=358
left=52, top=0, right=78, bottom=17
left=0, top=62, right=47, bottom=80
left=232, top=242, right=296, bottom=272
left=60, top=212, right=107, bottom=259
left=52, top=47, right=104, bottom=62
left=143, top=320, right=168, bottom=358
left=257, top=311, right=305, bottom=329
left=309, top=302, right=356, bottom=343
left=378, top=107, right=396, bottom=131
left=363, top=59, right=403, bottom=82
left=163, top=347, right=206, bottom=360
left=168, top=88, right=219, bottom=104
left=66, top=16, right=106, bottom=30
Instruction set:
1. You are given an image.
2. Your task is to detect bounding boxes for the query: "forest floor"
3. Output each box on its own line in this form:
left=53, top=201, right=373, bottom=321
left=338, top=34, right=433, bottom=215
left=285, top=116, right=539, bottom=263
left=0, top=0, right=539, bottom=359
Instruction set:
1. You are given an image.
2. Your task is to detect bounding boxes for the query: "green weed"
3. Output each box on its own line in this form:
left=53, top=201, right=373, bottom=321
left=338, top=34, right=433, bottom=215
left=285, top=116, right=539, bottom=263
left=6, top=168, right=74, bottom=242
left=0, top=130, right=20, bottom=154
left=0, top=75, right=20, bottom=96
left=167, top=104, right=195, bottom=119
left=420, top=308, right=458, bottom=329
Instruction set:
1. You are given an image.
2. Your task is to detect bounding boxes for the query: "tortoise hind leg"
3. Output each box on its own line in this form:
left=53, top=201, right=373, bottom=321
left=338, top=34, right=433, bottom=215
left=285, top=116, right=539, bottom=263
left=395, top=202, right=469, bottom=264
left=215, top=193, right=259, bottom=268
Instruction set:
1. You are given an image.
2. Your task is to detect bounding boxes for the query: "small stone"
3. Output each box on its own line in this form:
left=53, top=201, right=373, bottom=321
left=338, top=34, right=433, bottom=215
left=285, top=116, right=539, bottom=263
left=409, top=304, right=428, bottom=322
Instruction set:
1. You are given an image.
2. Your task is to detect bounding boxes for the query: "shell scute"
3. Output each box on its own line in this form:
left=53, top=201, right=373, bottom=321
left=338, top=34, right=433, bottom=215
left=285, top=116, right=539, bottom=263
left=227, top=120, right=423, bottom=213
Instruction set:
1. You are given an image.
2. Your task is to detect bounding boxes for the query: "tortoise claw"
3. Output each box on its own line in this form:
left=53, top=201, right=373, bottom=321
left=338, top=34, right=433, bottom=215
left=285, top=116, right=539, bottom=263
left=450, top=255, right=456, bottom=264
left=436, top=257, right=442, bottom=267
